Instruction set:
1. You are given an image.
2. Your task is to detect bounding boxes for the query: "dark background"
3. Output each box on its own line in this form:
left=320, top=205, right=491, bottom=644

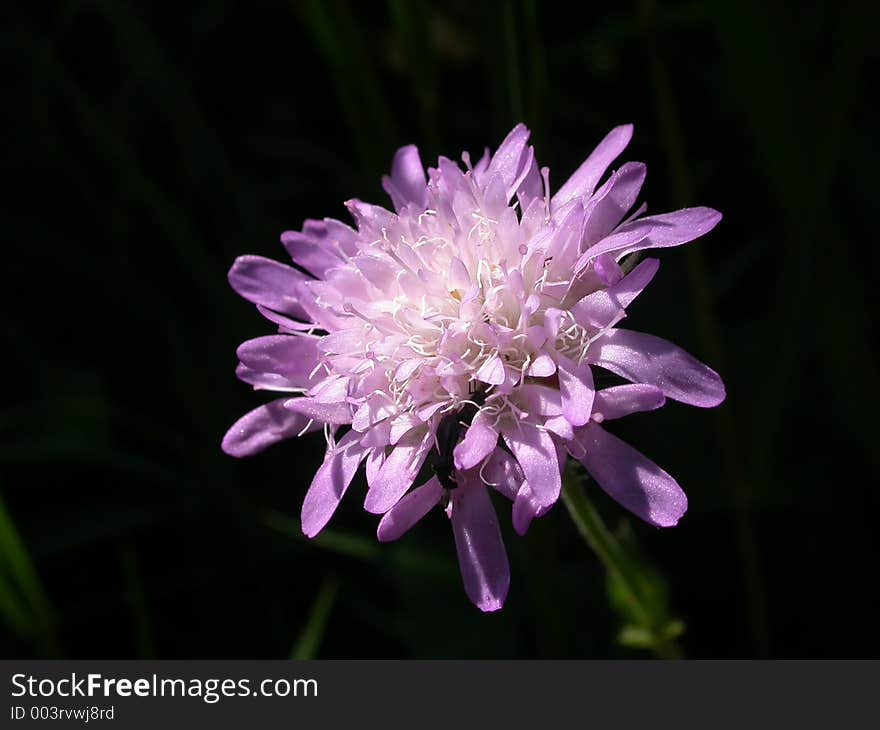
left=4, top=0, right=878, bottom=659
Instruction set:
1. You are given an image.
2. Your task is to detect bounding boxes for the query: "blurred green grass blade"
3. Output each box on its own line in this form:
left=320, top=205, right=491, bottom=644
left=290, top=574, right=341, bottom=659
left=264, top=510, right=456, bottom=580
left=0, top=492, right=57, bottom=653
left=312, top=530, right=380, bottom=561
left=0, top=574, right=32, bottom=638
left=0, top=493, right=54, bottom=626
left=265, top=511, right=379, bottom=560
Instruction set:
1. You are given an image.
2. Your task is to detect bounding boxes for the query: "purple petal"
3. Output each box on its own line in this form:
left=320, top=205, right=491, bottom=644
left=475, top=353, right=506, bottom=385
left=572, top=258, right=660, bottom=329
left=592, top=384, right=666, bottom=421
left=352, top=394, right=397, bottom=432
left=228, top=255, right=310, bottom=319
left=376, top=477, right=443, bottom=542
left=382, top=145, right=428, bottom=212
left=255, top=305, right=316, bottom=332
left=583, top=162, right=647, bottom=244
left=552, top=124, right=633, bottom=209
left=356, top=255, right=399, bottom=292
left=280, top=220, right=352, bottom=280
left=512, top=482, right=552, bottom=536
left=608, top=257, right=660, bottom=309
left=481, top=449, right=524, bottom=500
left=621, top=207, right=722, bottom=248
left=450, top=473, right=510, bottom=612
left=301, top=430, right=369, bottom=538
left=389, top=414, right=421, bottom=445
left=345, top=199, right=397, bottom=235
left=284, top=397, right=353, bottom=424
left=574, top=226, right=652, bottom=274
left=308, top=376, right=350, bottom=404
left=236, top=335, right=319, bottom=388
left=453, top=411, right=499, bottom=470
left=587, top=329, right=725, bottom=407
left=515, top=149, right=543, bottom=206
left=557, top=356, right=595, bottom=427
left=235, top=363, right=301, bottom=392
left=574, top=424, right=687, bottom=527
left=448, top=257, right=471, bottom=290
left=486, top=123, right=531, bottom=195
left=545, top=414, right=574, bottom=441
left=585, top=207, right=722, bottom=262
left=363, top=429, right=432, bottom=514
left=365, top=447, right=386, bottom=485
left=502, top=423, right=561, bottom=507
left=221, top=399, right=315, bottom=457
left=527, top=352, right=556, bottom=377
left=517, top=384, right=563, bottom=416
left=594, top=253, right=624, bottom=286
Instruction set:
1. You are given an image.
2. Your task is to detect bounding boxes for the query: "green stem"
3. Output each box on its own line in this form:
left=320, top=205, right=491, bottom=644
left=561, top=464, right=682, bottom=660
left=290, top=575, right=341, bottom=660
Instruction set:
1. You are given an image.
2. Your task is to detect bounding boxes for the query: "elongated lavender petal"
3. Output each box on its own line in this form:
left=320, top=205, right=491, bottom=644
left=228, top=255, right=310, bottom=319
left=450, top=473, right=510, bottom=612
left=453, top=411, right=499, bottom=470
left=557, top=356, right=595, bottom=427
left=255, top=305, right=317, bottom=332
left=344, top=199, right=396, bottom=236
left=552, top=124, right=633, bottom=209
left=377, top=477, right=444, bottom=542
left=587, top=329, right=725, bottom=407
left=280, top=221, right=350, bottom=279
left=382, top=145, right=428, bottom=212
left=584, top=207, right=722, bottom=263
left=572, top=258, right=660, bottom=329
left=592, top=384, right=666, bottom=421
left=583, top=161, right=647, bottom=244
left=480, top=449, right=524, bottom=500
left=284, top=397, right=353, bottom=424
left=515, top=149, right=543, bottom=206
left=486, top=123, right=531, bottom=196
left=574, top=424, right=687, bottom=527
left=221, top=399, right=317, bottom=457
left=235, top=364, right=301, bottom=391
left=503, top=424, right=561, bottom=507
left=622, top=207, right=722, bottom=248
left=475, top=353, right=507, bottom=385
left=236, top=335, right=319, bottom=387
left=302, top=431, right=370, bottom=538
left=511, top=482, right=552, bottom=536
left=364, top=429, right=432, bottom=514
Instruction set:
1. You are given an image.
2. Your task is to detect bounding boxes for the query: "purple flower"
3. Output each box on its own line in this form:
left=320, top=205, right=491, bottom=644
left=223, top=124, right=724, bottom=612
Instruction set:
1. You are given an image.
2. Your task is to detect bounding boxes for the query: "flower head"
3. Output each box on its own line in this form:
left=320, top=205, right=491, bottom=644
left=223, top=124, right=724, bottom=611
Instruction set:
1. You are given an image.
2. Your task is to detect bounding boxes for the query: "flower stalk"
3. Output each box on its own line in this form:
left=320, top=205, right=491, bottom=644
left=561, top=461, right=683, bottom=659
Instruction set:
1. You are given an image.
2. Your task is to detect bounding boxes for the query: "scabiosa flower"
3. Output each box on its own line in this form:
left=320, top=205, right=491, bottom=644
left=222, top=124, right=724, bottom=612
